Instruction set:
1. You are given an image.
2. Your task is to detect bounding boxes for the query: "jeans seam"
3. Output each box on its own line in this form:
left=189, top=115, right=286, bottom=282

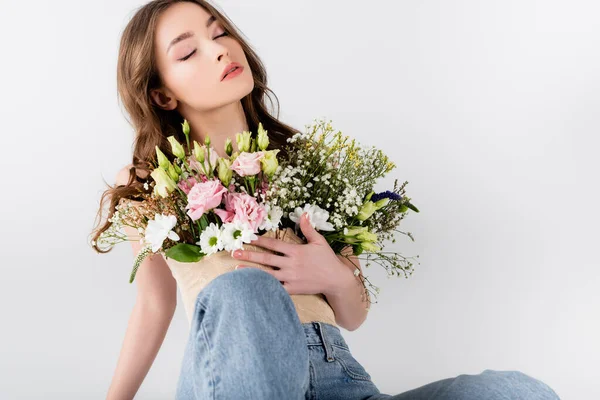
left=334, top=353, right=372, bottom=381
left=197, top=301, right=216, bottom=400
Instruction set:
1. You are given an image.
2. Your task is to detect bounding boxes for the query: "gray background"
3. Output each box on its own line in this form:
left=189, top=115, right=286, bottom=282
left=1, top=0, right=598, bottom=399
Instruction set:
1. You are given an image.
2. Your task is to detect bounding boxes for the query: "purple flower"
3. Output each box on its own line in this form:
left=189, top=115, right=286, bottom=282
left=370, top=191, right=402, bottom=202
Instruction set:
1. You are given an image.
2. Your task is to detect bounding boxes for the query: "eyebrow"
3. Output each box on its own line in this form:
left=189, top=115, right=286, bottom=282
left=166, top=15, right=217, bottom=54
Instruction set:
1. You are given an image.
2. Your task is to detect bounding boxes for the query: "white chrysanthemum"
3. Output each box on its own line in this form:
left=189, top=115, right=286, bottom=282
left=144, top=214, right=180, bottom=252
left=258, top=204, right=283, bottom=232
left=288, top=204, right=335, bottom=231
left=221, top=220, right=258, bottom=251
left=197, top=222, right=224, bottom=256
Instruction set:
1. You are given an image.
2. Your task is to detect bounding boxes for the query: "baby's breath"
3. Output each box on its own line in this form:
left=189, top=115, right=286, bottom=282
left=265, top=117, right=419, bottom=301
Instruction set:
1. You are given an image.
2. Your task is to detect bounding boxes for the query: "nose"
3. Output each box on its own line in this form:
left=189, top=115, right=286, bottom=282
left=214, top=42, right=230, bottom=62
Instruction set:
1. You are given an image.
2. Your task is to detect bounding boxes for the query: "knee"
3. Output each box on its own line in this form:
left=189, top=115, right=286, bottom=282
left=474, top=370, right=560, bottom=399
left=197, top=267, right=289, bottom=308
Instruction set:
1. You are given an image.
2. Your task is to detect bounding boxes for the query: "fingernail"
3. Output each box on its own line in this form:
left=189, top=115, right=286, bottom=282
left=233, top=250, right=242, bottom=258
left=236, top=265, right=247, bottom=270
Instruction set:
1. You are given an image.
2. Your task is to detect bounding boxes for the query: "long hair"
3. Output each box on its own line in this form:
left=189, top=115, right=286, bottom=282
left=90, top=0, right=300, bottom=253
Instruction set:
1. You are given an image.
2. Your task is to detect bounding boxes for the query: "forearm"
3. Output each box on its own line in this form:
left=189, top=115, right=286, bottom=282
left=106, top=300, right=175, bottom=400
left=324, top=257, right=370, bottom=332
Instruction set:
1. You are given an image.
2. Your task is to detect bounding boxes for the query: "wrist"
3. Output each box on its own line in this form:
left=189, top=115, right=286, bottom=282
left=324, top=259, right=357, bottom=298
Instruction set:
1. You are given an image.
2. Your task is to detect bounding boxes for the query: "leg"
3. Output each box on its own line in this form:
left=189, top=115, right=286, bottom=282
left=175, top=267, right=310, bottom=400
left=368, top=369, right=560, bottom=400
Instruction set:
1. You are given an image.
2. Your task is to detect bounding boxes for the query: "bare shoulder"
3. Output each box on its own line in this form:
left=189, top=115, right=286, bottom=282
left=115, top=163, right=150, bottom=186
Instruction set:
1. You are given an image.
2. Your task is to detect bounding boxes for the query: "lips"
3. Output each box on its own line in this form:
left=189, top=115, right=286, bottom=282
left=221, top=62, right=243, bottom=81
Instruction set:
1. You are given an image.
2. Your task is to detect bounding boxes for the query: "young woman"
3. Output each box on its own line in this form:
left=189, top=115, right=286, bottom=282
left=91, top=1, right=561, bottom=399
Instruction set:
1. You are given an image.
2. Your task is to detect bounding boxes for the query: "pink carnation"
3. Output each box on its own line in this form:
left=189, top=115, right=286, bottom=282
left=178, top=175, right=205, bottom=195
left=222, top=192, right=267, bottom=232
left=230, top=151, right=264, bottom=177
left=214, top=208, right=234, bottom=224
left=185, top=179, right=228, bottom=221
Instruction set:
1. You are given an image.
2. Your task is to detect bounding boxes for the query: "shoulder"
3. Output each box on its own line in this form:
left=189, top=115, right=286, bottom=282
left=115, top=164, right=150, bottom=186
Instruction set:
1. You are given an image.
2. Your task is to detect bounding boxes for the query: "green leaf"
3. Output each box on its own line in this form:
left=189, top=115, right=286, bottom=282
left=406, top=201, right=420, bottom=213
left=199, top=214, right=209, bottom=230
left=164, top=243, right=206, bottom=262
left=352, top=244, right=364, bottom=256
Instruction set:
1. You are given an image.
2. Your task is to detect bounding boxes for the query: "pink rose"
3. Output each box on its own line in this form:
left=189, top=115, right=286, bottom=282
left=185, top=179, right=228, bottom=221
left=223, top=192, right=267, bottom=231
left=230, top=151, right=264, bottom=177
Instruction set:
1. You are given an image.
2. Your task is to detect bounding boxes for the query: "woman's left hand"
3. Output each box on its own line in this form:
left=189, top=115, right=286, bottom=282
left=232, top=212, right=348, bottom=296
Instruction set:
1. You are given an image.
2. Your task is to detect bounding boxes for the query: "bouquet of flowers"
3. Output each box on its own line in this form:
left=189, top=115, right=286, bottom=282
left=96, top=117, right=419, bottom=299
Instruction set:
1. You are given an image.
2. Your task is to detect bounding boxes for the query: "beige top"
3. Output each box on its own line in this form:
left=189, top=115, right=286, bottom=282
left=164, top=228, right=338, bottom=328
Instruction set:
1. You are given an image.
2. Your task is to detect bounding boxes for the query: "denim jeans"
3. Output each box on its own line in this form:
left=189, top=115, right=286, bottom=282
left=175, top=267, right=561, bottom=400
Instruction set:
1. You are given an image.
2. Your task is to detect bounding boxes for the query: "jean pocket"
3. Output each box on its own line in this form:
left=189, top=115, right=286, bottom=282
left=331, top=344, right=372, bottom=381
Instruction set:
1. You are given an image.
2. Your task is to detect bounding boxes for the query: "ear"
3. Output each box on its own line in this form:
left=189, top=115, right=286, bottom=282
left=150, top=87, right=178, bottom=111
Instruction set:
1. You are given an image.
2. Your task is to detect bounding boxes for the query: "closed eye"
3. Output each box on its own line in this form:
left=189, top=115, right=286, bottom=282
left=178, top=31, right=229, bottom=62
left=178, top=49, right=196, bottom=61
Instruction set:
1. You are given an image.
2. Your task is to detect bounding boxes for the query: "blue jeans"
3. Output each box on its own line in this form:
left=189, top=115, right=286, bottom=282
left=176, top=267, right=561, bottom=399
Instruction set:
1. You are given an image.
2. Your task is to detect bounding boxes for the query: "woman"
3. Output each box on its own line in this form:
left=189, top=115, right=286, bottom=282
left=91, top=1, right=561, bottom=399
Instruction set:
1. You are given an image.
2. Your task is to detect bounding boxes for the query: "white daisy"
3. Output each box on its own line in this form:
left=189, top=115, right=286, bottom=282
left=197, top=222, right=224, bottom=256
left=221, top=220, right=258, bottom=251
left=144, top=214, right=180, bottom=252
left=289, top=203, right=335, bottom=231
left=258, top=203, right=283, bottom=232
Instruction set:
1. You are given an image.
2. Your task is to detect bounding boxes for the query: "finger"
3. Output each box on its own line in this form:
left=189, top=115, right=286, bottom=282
left=235, top=265, right=287, bottom=282
left=299, top=212, right=325, bottom=244
left=232, top=248, right=290, bottom=268
left=251, top=235, right=297, bottom=256
left=282, top=281, right=297, bottom=295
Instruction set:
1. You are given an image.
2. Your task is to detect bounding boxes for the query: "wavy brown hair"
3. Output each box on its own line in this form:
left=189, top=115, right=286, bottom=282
left=89, top=0, right=301, bottom=253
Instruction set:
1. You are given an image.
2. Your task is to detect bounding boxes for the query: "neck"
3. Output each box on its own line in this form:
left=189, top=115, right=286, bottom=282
left=180, top=101, right=248, bottom=158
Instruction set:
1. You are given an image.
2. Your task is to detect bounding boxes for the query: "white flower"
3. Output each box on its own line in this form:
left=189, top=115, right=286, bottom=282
left=197, top=222, right=224, bottom=256
left=144, top=214, right=180, bottom=252
left=258, top=204, right=283, bottom=232
left=289, top=204, right=335, bottom=231
left=221, top=220, right=258, bottom=251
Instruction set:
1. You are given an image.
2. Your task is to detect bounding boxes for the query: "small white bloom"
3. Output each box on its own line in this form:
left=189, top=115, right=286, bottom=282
left=144, top=214, right=180, bottom=252
left=258, top=204, right=283, bottom=232
left=221, top=220, right=258, bottom=251
left=143, top=182, right=149, bottom=190
left=197, top=222, right=224, bottom=256
left=289, top=204, right=335, bottom=231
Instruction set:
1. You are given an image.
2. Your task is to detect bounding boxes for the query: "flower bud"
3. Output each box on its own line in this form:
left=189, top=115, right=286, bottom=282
left=356, top=231, right=378, bottom=242
left=225, top=138, right=233, bottom=156
left=257, top=123, right=269, bottom=150
left=182, top=119, right=190, bottom=136
left=236, top=131, right=252, bottom=152
left=374, top=198, right=390, bottom=209
left=155, top=146, right=171, bottom=170
left=167, top=136, right=186, bottom=160
left=150, top=168, right=177, bottom=198
left=344, top=226, right=368, bottom=237
left=193, top=141, right=205, bottom=163
left=204, top=136, right=211, bottom=146
left=357, top=201, right=377, bottom=221
left=217, top=158, right=233, bottom=186
left=167, top=163, right=179, bottom=181
left=361, top=241, right=381, bottom=252
left=260, top=149, right=279, bottom=177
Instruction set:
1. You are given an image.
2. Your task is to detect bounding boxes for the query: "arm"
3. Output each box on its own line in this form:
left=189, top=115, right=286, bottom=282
left=106, top=166, right=178, bottom=400
left=324, top=247, right=371, bottom=332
